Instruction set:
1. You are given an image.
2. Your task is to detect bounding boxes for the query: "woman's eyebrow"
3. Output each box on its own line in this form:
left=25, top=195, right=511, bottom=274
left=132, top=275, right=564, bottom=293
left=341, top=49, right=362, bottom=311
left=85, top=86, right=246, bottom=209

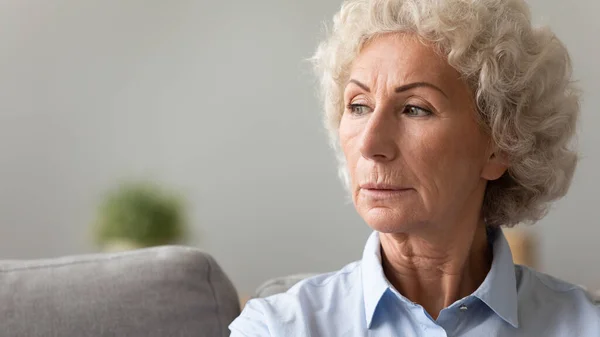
left=347, top=79, right=371, bottom=92
left=347, top=78, right=448, bottom=98
left=395, top=82, right=448, bottom=98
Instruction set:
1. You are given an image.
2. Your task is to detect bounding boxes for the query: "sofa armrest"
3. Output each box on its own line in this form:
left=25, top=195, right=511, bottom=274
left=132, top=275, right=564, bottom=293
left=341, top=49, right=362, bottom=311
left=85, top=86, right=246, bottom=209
left=0, top=246, right=240, bottom=337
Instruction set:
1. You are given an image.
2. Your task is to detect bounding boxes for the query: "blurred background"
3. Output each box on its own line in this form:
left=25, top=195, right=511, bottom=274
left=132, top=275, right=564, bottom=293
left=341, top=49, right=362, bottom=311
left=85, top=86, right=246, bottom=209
left=0, top=0, right=598, bottom=298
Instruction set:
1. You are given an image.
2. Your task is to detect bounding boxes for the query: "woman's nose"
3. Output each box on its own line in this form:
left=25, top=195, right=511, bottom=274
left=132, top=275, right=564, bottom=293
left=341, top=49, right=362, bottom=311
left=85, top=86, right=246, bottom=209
left=358, top=108, right=399, bottom=162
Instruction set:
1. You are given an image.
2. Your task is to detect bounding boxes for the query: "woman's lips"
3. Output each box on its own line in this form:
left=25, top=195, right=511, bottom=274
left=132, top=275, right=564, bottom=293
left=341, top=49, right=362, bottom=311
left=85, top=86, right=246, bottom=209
left=359, top=185, right=413, bottom=199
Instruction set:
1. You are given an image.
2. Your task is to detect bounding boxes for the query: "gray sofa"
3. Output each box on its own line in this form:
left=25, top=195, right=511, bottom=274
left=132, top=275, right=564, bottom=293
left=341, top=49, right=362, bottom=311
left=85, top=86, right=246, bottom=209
left=0, top=246, right=240, bottom=337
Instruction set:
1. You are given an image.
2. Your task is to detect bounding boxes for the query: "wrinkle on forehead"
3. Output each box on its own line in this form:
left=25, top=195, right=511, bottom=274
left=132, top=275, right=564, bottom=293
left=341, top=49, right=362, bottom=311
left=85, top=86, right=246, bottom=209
left=348, top=32, right=475, bottom=108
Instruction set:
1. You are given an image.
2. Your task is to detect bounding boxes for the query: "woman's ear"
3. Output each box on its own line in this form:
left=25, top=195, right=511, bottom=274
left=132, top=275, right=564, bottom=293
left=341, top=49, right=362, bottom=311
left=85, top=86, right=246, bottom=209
left=482, top=150, right=509, bottom=181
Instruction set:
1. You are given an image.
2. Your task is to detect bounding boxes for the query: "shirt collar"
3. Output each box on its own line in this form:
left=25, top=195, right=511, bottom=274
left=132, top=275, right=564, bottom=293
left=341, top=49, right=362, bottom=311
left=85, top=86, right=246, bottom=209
left=361, top=231, right=389, bottom=328
left=472, top=228, right=519, bottom=328
left=360, top=228, right=519, bottom=328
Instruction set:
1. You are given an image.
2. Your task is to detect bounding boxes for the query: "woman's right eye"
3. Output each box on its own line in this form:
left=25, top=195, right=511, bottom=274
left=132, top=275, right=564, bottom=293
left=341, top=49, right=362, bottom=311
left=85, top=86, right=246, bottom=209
left=347, top=104, right=372, bottom=116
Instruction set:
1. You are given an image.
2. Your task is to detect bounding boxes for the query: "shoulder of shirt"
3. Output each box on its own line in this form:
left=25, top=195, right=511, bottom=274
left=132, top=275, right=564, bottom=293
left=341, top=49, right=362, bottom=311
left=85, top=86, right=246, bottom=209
left=248, top=260, right=362, bottom=310
left=516, top=264, right=599, bottom=308
left=288, top=260, right=361, bottom=291
left=232, top=261, right=364, bottom=334
left=518, top=264, right=583, bottom=293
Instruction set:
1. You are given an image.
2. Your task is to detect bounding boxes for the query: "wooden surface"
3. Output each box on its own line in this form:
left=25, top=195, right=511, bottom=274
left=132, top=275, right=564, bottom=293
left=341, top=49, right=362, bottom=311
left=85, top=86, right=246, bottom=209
left=503, top=228, right=536, bottom=267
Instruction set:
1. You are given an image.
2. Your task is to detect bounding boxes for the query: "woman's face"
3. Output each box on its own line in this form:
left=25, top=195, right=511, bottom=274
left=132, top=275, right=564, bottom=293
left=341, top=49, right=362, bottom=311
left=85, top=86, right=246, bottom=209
left=339, top=33, right=506, bottom=234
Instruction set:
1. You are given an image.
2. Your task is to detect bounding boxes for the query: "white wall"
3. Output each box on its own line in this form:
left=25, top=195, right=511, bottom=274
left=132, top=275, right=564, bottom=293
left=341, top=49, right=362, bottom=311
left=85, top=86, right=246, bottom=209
left=0, top=0, right=598, bottom=296
left=525, top=0, right=600, bottom=291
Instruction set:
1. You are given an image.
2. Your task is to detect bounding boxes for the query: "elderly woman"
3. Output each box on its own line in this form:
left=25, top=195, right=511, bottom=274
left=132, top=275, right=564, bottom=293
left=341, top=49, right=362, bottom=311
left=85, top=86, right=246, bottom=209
left=230, top=0, right=600, bottom=335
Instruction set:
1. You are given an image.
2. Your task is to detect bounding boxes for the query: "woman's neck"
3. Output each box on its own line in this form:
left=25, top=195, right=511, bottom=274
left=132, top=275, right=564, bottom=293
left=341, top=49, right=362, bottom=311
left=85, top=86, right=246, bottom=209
left=379, top=219, right=491, bottom=320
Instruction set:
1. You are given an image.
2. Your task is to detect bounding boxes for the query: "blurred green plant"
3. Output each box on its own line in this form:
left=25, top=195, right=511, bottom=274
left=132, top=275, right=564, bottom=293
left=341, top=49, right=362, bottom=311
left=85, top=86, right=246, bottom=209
left=94, top=181, right=186, bottom=249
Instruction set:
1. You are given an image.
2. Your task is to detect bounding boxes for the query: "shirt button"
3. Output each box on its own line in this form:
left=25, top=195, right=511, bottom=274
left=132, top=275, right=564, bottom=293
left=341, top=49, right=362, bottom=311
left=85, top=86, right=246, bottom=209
left=459, top=304, right=468, bottom=311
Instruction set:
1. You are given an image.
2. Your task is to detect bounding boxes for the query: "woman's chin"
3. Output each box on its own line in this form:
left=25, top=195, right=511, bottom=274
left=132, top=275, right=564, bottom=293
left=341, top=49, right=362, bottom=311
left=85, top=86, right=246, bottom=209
left=360, top=206, right=422, bottom=233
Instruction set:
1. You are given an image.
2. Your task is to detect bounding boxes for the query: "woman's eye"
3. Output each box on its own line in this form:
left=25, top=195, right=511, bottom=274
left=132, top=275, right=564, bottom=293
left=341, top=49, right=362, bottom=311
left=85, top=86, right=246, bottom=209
left=347, top=104, right=372, bottom=116
left=404, top=105, right=432, bottom=117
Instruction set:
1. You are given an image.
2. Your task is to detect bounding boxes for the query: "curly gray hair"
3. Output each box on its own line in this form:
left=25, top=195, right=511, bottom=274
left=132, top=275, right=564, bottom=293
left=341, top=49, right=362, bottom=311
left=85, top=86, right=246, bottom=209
left=312, top=0, right=579, bottom=227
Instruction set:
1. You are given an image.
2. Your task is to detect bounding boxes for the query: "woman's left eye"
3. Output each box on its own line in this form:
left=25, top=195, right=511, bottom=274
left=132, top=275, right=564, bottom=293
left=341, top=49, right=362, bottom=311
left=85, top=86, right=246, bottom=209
left=403, top=105, right=432, bottom=117
left=347, top=104, right=372, bottom=116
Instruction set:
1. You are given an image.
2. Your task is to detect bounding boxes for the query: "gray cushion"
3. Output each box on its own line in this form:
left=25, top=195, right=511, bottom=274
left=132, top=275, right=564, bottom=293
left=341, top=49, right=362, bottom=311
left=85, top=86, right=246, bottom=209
left=0, top=246, right=240, bottom=337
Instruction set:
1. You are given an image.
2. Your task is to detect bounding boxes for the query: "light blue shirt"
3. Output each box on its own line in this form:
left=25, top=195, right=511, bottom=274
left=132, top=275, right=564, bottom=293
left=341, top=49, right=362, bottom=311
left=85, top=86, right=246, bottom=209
left=230, top=229, right=600, bottom=336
